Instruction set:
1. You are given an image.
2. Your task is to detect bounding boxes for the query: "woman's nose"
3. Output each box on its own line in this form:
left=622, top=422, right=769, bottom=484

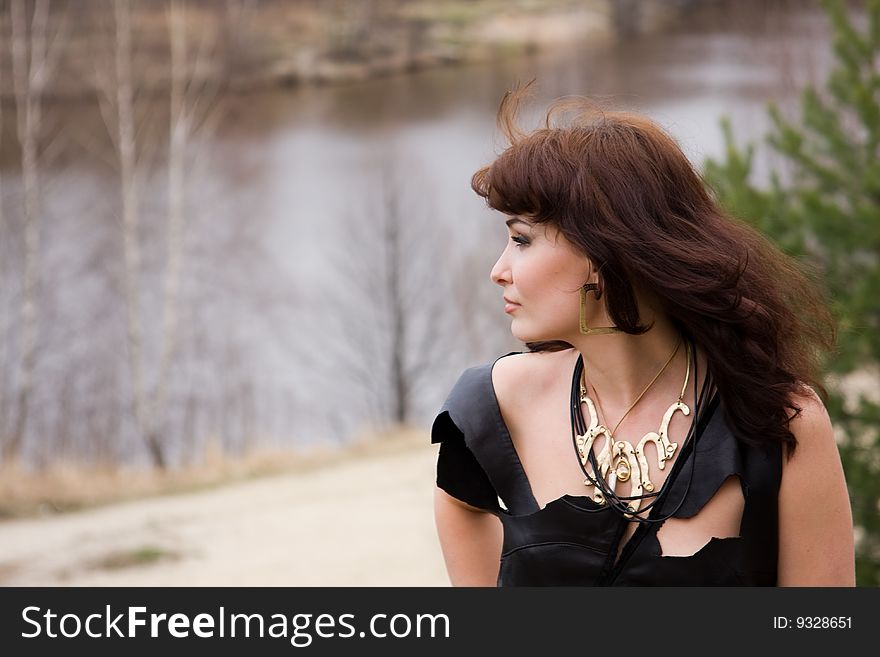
left=490, top=251, right=511, bottom=286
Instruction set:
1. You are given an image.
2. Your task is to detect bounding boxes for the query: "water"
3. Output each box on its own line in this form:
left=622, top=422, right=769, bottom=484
left=0, top=0, right=840, bottom=464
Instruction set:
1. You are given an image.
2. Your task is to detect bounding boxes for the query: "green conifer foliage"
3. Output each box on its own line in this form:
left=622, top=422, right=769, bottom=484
left=704, top=0, right=880, bottom=585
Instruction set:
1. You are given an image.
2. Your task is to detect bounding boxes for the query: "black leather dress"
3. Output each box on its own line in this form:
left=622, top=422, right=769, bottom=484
left=431, top=352, right=782, bottom=586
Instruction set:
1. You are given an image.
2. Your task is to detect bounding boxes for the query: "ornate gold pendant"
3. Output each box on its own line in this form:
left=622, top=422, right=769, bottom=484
left=614, top=456, right=631, bottom=482
left=575, top=394, right=690, bottom=517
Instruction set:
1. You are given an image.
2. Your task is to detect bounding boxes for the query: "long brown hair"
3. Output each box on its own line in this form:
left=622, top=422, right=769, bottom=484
left=471, top=82, right=836, bottom=455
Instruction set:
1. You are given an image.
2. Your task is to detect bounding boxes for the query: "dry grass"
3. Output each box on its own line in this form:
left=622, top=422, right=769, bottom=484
left=0, top=427, right=428, bottom=521
left=86, top=545, right=182, bottom=572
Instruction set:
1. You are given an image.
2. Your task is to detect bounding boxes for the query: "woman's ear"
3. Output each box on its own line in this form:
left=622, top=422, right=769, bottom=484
left=586, top=260, right=602, bottom=300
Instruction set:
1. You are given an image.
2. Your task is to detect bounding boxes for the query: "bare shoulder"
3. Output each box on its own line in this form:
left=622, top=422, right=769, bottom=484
left=492, top=348, right=576, bottom=409
left=784, top=386, right=835, bottom=460
left=780, top=384, right=847, bottom=507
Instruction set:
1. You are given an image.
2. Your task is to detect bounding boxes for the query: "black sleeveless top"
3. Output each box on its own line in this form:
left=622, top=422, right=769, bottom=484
left=431, top=352, right=783, bottom=586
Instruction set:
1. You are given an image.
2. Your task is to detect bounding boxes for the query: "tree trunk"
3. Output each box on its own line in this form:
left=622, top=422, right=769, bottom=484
left=3, top=0, right=50, bottom=463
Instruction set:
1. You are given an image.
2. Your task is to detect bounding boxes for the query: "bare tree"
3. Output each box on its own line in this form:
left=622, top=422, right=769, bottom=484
left=151, top=0, right=232, bottom=466
left=1, top=0, right=52, bottom=462
left=96, top=0, right=154, bottom=464
left=314, top=156, right=456, bottom=436
left=95, top=0, right=266, bottom=468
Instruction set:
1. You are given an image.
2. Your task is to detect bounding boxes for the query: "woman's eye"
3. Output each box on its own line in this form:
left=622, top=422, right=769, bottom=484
left=510, top=235, right=530, bottom=247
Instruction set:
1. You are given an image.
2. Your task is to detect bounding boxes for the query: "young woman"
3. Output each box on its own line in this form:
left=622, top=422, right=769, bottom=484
left=431, top=84, right=855, bottom=587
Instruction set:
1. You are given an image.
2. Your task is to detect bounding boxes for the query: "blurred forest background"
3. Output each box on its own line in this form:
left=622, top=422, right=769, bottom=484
left=0, top=0, right=876, bottom=584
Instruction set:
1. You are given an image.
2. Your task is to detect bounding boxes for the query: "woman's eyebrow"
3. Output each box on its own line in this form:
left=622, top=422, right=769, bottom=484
left=505, top=217, right=531, bottom=228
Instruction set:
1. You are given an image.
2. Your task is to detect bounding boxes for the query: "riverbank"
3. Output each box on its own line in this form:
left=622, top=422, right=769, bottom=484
left=0, top=0, right=699, bottom=101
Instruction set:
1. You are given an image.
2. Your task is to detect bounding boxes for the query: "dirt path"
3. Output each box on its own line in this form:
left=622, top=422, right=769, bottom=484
left=0, top=442, right=450, bottom=586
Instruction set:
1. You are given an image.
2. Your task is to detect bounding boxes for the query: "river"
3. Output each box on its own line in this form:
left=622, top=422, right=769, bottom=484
left=0, top=0, right=841, bottom=465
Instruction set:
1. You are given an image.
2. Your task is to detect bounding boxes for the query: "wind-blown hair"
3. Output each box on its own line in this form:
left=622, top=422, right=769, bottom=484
left=471, top=83, right=836, bottom=455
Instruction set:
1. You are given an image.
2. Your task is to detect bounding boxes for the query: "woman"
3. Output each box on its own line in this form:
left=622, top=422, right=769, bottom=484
left=431, top=84, right=855, bottom=586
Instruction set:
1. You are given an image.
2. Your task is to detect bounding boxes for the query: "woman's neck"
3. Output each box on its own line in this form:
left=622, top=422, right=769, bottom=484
left=569, top=316, right=688, bottom=408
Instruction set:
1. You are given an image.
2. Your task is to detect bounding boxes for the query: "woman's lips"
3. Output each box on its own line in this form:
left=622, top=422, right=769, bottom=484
left=504, top=301, right=521, bottom=314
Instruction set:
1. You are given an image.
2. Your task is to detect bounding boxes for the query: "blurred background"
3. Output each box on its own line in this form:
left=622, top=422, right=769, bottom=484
left=0, top=0, right=877, bottom=586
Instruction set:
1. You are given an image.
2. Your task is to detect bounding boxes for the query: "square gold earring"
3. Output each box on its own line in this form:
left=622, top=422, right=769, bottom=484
left=579, top=284, right=621, bottom=335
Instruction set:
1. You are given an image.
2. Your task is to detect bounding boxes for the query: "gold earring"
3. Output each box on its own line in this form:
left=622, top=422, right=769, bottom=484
left=579, top=283, right=621, bottom=335
left=582, top=282, right=601, bottom=300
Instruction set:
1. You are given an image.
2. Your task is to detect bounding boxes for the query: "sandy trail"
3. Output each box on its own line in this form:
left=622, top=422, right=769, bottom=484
left=0, top=441, right=450, bottom=586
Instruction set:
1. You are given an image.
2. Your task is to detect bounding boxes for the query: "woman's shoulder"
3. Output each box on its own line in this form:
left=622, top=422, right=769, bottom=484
left=785, top=385, right=833, bottom=450
left=781, top=385, right=837, bottom=464
left=438, top=348, right=574, bottom=421
left=492, top=347, right=577, bottom=409
left=778, top=384, right=843, bottom=512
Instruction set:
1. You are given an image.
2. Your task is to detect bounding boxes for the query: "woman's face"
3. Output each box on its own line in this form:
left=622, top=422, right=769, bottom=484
left=490, top=216, right=600, bottom=343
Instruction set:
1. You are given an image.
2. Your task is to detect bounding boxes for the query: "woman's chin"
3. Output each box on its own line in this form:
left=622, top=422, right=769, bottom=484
left=510, top=323, right=571, bottom=344
left=510, top=323, right=552, bottom=344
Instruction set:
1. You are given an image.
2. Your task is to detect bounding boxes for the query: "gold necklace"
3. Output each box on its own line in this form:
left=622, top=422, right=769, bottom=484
left=574, top=338, right=691, bottom=516
left=591, top=338, right=681, bottom=439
